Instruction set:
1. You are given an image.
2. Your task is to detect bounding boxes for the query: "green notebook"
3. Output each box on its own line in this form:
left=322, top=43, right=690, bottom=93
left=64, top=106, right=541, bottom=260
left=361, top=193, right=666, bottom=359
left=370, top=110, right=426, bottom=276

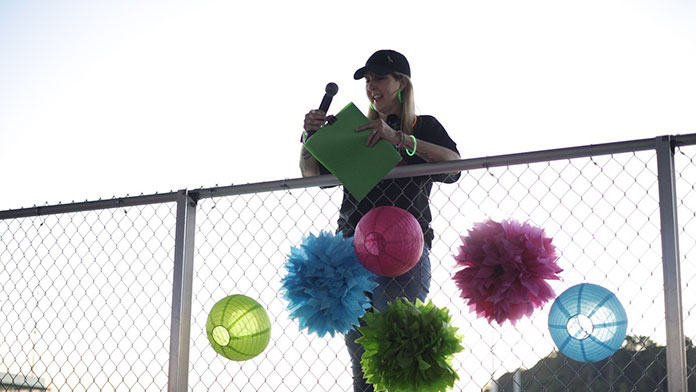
left=304, top=102, right=402, bottom=201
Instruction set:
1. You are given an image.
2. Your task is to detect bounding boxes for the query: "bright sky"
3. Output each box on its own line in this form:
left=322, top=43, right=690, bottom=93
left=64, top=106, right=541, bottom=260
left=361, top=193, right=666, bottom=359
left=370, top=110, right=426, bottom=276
left=1, top=0, right=695, bottom=211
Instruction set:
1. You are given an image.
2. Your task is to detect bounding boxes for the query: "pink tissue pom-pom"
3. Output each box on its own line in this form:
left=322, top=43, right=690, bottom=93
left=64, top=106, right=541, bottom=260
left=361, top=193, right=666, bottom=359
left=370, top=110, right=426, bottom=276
left=452, top=219, right=562, bottom=325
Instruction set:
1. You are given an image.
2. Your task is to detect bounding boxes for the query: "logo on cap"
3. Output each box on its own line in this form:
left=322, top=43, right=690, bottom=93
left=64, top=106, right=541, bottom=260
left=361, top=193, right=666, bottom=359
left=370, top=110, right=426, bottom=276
left=387, top=55, right=394, bottom=64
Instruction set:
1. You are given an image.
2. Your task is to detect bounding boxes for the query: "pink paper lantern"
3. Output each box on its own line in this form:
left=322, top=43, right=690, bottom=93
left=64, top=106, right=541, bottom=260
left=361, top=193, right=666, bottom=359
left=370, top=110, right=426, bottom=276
left=353, top=206, right=424, bottom=277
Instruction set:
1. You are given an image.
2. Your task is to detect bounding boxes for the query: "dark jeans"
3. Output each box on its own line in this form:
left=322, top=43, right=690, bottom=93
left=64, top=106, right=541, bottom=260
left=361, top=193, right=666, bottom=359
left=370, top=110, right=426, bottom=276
left=344, top=247, right=431, bottom=392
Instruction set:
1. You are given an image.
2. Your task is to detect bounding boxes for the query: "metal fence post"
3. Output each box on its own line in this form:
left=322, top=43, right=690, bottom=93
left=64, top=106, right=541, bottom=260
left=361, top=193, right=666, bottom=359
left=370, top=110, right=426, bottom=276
left=655, top=136, right=688, bottom=391
left=168, top=190, right=198, bottom=392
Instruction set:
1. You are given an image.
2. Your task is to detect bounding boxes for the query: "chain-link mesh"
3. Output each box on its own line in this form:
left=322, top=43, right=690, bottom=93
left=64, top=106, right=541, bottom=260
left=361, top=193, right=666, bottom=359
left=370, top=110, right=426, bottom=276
left=1, top=140, right=695, bottom=391
left=676, top=144, right=696, bottom=388
left=0, top=204, right=176, bottom=391
left=185, top=150, right=683, bottom=391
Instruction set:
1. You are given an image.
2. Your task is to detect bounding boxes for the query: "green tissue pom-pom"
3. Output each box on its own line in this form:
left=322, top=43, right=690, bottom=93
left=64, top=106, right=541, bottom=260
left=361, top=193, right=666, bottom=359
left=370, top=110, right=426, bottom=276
left=356, top=298, right=464, bottom=392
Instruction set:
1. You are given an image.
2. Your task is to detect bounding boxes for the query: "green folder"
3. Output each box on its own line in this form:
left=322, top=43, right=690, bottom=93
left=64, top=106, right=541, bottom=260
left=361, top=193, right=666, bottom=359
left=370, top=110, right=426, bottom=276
left=304, top=102, right=402, bottom=201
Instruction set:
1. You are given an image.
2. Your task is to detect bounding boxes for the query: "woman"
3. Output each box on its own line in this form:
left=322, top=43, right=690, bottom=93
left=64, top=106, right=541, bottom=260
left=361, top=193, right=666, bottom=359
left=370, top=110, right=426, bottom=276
left=299, top=49, right=461, bottom=392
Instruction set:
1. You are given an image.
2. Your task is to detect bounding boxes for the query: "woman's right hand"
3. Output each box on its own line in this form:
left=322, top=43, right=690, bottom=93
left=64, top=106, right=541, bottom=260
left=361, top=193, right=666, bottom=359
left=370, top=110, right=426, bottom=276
left=303, top=109, right=328, bottom=132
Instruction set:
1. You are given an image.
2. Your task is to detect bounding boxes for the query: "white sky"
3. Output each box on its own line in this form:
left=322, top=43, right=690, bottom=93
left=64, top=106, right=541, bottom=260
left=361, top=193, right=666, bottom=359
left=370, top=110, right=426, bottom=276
left=1, top=0, right=695, bottom=211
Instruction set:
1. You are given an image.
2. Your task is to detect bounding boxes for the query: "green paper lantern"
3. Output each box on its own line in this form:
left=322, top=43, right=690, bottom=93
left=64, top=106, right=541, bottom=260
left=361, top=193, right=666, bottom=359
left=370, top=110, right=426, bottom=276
left=206, top=294, right=271, bottom=361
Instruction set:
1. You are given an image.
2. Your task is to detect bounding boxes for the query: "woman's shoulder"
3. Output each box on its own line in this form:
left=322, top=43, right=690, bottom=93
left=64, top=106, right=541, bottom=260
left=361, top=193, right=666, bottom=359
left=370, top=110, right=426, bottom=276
left=415, top=114, right=439, bottom=125
left=414, top=115, right=445, bottom=133
left=414, top=115, right=457, bottom=150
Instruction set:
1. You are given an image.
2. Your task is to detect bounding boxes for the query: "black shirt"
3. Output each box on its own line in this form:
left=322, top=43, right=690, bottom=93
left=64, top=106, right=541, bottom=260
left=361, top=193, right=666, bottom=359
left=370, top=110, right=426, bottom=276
left=326, top=115, right=459, bottom=248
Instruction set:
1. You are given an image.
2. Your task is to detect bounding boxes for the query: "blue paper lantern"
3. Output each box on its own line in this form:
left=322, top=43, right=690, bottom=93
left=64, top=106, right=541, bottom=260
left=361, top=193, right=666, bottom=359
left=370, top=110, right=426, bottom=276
left=548, top=283, right=627, bottom=362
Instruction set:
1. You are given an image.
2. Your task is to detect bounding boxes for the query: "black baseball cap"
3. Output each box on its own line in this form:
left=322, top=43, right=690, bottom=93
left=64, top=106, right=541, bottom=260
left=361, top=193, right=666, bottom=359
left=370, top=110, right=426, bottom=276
left=353, top=49, right=411, bottom=80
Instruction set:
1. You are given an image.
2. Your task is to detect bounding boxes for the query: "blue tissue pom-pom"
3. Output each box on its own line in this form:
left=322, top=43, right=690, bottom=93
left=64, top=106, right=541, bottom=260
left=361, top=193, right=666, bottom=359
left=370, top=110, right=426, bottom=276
left=281, top=231, right=377, bottom=337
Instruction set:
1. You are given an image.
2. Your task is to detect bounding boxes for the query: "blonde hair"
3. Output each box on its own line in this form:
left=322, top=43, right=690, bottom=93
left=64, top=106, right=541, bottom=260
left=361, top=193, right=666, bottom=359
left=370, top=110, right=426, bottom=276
left=367, top=73, right=417, bottom=134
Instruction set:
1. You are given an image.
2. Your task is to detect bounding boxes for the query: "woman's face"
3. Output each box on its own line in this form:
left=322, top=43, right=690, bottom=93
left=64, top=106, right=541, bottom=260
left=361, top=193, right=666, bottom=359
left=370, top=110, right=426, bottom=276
left=364, top=72, right=403, bottom=116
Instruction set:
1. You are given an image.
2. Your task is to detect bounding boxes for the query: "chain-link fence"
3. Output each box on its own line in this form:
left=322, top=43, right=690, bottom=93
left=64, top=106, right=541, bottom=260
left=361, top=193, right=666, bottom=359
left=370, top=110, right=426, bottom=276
left=0, top=201, right=177, bottom=391
left=1, top=135, right=694, bottom=391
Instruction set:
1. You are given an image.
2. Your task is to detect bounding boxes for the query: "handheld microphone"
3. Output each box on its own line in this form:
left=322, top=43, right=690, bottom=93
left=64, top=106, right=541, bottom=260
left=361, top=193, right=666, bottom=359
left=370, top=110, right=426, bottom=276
left=303, top=83, right=339, bottom=142
left=319, top=82, right=339, bottom=113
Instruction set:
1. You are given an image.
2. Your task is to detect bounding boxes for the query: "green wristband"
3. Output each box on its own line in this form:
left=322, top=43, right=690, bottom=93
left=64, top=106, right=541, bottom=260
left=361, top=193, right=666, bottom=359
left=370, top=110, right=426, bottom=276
left=405, top=135, right=417, bottom=156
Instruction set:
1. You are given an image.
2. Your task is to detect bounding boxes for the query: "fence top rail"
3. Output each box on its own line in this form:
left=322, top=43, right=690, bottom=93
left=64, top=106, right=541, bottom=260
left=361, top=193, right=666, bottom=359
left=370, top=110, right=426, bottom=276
left=2, top=133, right=695, bottom=220
left=0, top=191, right=180, bottom=220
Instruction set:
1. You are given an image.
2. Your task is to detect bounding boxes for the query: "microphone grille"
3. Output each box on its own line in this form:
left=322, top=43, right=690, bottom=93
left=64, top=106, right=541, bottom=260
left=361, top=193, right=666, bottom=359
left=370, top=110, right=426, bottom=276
left=325, top=82, right=338, bottom=96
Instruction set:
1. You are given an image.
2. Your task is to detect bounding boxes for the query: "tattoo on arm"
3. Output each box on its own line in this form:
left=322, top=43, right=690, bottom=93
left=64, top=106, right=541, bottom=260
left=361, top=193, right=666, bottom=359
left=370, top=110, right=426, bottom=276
left=300, top=147, right=319, bottom=176
left=301, top=148, right=313, bottom=160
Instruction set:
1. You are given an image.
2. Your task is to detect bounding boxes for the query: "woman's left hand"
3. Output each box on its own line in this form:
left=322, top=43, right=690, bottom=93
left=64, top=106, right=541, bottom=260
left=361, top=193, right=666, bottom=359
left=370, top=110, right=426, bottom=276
left=355, top=119, right=400, bottom=147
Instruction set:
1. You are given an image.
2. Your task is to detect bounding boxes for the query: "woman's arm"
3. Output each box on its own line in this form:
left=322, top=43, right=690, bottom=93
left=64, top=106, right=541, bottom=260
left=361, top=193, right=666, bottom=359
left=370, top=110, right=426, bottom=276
left=401, top=136, right=461, bottom=163
left=405, top=136, right=461, bottom=181
left=299, top=145, right=320, bottom=177
left=357, top=118, right=461, bottom=163
left=299, top=109, right=329, bottom=177
left=356, top=119, right=461, bottom=183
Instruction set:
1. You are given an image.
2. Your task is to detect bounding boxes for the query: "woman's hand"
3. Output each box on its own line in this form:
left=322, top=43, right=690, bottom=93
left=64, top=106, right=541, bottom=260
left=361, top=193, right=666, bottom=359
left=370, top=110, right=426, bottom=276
left=355, top=119, right=400, bottom=147
left=304, top=109, right=328, bottom=132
